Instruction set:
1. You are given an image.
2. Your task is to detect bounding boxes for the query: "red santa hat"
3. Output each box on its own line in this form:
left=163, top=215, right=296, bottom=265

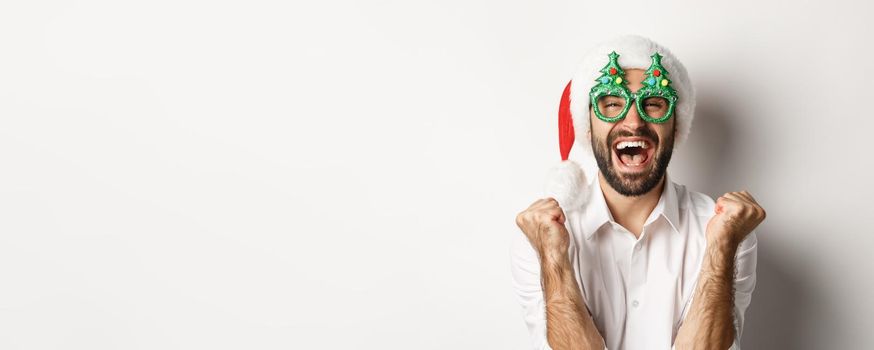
left=545, top=35, right=696, bottom=211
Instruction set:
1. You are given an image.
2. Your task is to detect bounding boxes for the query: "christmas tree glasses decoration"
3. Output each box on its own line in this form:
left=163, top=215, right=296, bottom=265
left=589, top=52, right=679, bottom=124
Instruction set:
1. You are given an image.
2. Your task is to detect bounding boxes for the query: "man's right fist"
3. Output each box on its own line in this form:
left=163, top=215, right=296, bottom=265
left=515, top=198, right=571, bottom=256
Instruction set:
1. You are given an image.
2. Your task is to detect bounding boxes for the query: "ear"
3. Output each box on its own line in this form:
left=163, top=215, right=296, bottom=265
left=586, top=108, right=594, bottom=142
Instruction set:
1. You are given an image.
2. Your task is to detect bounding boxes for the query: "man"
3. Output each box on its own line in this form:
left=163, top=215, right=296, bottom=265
left=510, top=35, right=766, bottom=350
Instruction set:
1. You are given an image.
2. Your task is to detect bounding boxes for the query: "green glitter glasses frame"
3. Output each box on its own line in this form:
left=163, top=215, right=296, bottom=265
left=589, top=51, right=679, bottom=124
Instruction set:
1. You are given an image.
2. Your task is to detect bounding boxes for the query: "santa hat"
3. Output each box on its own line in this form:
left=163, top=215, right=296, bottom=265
left=544, top=35, right=696, bottom=211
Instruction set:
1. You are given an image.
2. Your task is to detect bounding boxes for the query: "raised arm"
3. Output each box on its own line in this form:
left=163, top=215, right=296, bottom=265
left=513, top=198, right=606, bottom=350
left=674, top=191, right=765, bottom=350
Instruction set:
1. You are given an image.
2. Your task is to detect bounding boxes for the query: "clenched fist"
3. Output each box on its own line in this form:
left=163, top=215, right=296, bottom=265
left=515, top=198, right=571, bottom=256
left=706, top=191, right=767, bottom=247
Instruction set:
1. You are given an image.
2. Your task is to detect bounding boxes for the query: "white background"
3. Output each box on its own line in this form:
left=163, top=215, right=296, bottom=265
left=1, top=0, right=873, bottom=349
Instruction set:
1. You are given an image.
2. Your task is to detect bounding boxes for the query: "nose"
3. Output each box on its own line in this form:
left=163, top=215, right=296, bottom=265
left=619, top=103, right=645, bottom=129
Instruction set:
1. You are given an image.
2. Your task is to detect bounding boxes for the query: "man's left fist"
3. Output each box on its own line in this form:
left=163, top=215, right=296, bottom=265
left=705, top=191, right=767, bottom=247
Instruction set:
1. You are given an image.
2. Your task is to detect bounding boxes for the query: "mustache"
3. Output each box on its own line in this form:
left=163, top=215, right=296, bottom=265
left=607, top=126, right=660, bottom=146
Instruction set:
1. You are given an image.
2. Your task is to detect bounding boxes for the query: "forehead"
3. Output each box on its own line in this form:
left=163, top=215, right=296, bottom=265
left=621, top=68, right=646, bottom=91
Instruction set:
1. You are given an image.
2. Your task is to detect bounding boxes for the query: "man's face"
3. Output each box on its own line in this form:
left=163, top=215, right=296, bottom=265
left=589, top=69, right=676, bottom=197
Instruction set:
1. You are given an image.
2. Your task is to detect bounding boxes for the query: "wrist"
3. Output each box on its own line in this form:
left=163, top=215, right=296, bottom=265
left=540, top=246, right=570, bottom=267
left=704, top=237, right=740, bottom=266
left=706, top=234, right=740, bottom=252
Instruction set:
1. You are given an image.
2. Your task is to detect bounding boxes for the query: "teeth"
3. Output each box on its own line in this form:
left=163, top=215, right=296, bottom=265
left=616, top=141, right=649, bottom=150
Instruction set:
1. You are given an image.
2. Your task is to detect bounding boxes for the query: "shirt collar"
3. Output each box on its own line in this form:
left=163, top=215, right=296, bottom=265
left=581, top=171, right=681, bottom=240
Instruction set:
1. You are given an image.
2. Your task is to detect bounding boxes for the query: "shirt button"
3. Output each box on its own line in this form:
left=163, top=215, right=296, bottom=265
left=632, top=300, right=640, bottom=308
left=634, top=244, right=642, bottom=251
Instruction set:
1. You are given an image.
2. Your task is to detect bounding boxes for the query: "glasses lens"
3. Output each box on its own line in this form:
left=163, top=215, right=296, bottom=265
left=596, top=95, right=627, bottom=118
left=640, top=97, right=670, bottom=119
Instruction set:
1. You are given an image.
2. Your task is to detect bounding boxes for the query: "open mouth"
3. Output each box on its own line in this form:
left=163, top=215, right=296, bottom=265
left=612, top=138, right=656, bottom=171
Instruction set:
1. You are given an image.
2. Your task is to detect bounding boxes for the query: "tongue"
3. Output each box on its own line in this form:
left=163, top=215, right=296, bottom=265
left=620, top=153, right=646, bottom=165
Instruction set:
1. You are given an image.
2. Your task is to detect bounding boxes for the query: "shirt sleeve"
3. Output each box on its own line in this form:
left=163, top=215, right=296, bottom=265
left=509, top=230, right=554, bottom=350
left=731, top=230, right=758, bottom=349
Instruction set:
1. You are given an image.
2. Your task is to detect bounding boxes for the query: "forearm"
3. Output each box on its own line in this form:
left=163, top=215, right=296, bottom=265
left=674, top=239, right=738, bottom=349
left=541, top=249, right=605, bottom=350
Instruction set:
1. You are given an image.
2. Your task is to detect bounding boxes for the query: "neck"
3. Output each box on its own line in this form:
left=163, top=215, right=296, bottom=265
left=598, top=171, right=666, bottom=238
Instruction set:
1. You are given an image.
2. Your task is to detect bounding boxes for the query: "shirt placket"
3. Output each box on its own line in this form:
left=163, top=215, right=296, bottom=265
left=624, top=227, right=648, bottom=350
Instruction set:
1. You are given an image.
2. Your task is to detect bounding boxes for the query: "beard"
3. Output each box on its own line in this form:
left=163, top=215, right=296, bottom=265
left=592, top=125, right=675, bottom=197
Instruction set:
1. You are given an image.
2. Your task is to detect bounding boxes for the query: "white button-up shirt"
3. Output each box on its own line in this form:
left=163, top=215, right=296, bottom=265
left=510, top=172, right=757, bottom=350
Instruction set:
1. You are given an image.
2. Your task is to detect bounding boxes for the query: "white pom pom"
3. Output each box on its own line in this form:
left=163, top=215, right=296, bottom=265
left=544, top=160, right=588, bottom=211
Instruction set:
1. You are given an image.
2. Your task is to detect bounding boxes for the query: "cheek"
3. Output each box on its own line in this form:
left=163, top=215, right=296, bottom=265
left=655, top=122, right=676, bottom=144
left=590, top=125, right=612, bottom=143
left=589, top=117, right=613, bottom=141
